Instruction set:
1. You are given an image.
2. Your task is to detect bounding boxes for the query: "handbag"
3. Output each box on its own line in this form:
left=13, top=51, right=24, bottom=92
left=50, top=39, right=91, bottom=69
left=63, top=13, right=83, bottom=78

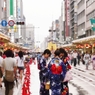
left=3, top=60, right=15, bottom=82
left=5, top=70, right=15, bottom=82
left=45, top=81, right=50, bottom=90
left=63, top=70, right=73, bottom=82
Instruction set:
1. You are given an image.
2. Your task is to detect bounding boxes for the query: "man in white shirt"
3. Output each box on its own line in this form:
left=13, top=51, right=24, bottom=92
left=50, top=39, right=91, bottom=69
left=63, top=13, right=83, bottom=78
left=72, top=50, right=78, bottom=67
left=1, top=49, right=17, bottom=95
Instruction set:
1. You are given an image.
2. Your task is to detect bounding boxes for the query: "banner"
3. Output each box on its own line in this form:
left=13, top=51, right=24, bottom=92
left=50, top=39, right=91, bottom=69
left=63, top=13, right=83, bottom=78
left=10, top=0, right=13, bottom=15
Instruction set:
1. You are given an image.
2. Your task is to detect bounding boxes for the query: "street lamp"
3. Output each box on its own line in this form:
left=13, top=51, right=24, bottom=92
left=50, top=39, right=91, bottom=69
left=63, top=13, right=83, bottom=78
left=49, top=29, right=56, bottom=43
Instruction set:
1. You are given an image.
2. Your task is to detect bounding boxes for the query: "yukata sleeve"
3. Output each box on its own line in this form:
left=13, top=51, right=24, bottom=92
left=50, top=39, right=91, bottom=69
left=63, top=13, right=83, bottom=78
left=48, top=61, right=52, bottom=69
left=40, top=59, right=47, bottom=71
left=46, top=61, right=51, bottom=79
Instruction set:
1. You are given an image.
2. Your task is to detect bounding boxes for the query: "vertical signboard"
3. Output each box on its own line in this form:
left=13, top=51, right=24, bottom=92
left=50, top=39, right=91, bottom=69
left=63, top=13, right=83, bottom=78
left=65, top=0, right=70, bottom=37
left=17, top=0, right=21, bottom=18
left=67, top=0, right=70, bottom=26
left=10, top=0, right=13, bottom=15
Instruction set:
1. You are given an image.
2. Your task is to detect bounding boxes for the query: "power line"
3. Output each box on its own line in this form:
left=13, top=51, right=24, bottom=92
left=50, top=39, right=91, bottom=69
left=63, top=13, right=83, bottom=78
left=0, top=27, right=40, bottom=29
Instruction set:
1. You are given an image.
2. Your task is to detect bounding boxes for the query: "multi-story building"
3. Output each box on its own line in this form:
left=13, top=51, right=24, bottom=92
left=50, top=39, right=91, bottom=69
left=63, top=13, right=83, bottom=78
left=58, top=1, right=65, bottom=43
left=14, top=0, right=25, bottom=44
left=25, top=24, right=35, bottom=49
left=86, top=0, right=95, bottom=36
left=70, top=0, right=77, bottom=40
left=0, top=0, right=4, bottom=32
left=61, top=1, right=65, bottom=42
left=0, top=0, right=3, bottom=19
left=77, top=0, right=86, bottom=38
left=40, top=37, right=48, bottom=52
left=48, top=21, right=56, bottom=42
left=55, top=20, right=59, bottom=42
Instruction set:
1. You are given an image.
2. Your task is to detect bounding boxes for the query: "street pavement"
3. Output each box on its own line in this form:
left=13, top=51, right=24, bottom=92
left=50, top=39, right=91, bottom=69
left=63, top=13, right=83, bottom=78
left=29, top=61, right=78, bottom=95
left=0, top=60, right=95, bottom=95
left=71, top=61, right=95, bottom=95
left=73, top=61, right=95, bottom=76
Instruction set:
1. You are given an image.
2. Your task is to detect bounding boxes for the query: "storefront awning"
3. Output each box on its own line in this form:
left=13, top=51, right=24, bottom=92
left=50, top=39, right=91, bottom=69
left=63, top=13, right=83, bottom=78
left=62, top=43, right=75, bottom=48
left=0, top=32, right=10, bottom=43
left=72, top=35, right=95, bottom=44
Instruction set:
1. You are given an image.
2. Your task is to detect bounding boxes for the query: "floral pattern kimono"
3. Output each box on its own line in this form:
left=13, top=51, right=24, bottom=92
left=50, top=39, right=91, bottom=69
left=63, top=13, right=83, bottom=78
left=48, top=57, right=66, bottom=95
left=61, top=57, right=72, bottom=95
left=39, top=56, right=49, bottom=95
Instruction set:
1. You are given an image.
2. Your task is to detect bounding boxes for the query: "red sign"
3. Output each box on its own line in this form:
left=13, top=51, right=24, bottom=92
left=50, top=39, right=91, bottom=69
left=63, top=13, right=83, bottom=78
left=8, top=20, right=15, bottom=26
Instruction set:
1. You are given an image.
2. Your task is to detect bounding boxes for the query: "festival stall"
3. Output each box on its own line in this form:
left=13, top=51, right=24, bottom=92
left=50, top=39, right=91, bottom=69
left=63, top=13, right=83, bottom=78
left=72, top=35, right=95, bottom=53
left=3, top=42, right=20, bottom=51
left=0, top=32, right=10, bottom=52
left=62, top=43, right=76, bottom=51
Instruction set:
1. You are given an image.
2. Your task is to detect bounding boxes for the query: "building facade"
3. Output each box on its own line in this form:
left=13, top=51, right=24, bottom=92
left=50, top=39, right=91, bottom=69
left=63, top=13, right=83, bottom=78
left=0, top=0, right=4, bottom=32
left=40, top=37, right=48, bottom=52
left=58, top=1, right=65, bottom=43
left=77, top=0, right=86, bottom=38
left=14, top=0, right=25, bottom=44
left=25, top=24, right=35, bottom=49
left=86, top=0, right=95, bottom=36
left=70, top=0, right=77, bottom=40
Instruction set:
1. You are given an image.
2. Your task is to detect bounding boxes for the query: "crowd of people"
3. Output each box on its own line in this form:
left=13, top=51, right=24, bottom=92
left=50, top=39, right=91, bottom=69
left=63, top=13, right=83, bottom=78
left=0, top=49, right=30, bottom=95
left=37, top=48, right=95, bottom=95
left=68, top=50, right=95, bottom=70
left=0, top=48, right=95, bottom=95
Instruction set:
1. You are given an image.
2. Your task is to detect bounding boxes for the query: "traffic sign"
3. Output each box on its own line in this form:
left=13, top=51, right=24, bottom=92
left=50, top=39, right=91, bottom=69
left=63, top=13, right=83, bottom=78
left=8, top=20, right=15, bottom=27
left=1, top=20, right=7, bottom=27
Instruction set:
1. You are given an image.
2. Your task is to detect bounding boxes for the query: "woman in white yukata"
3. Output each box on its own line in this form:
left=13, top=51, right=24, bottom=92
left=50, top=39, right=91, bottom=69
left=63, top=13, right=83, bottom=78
left=83, top=51, right=90, bottom=70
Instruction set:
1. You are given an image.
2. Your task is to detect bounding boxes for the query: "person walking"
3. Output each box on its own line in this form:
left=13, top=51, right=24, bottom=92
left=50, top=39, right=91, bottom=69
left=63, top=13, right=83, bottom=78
left=16, top=51, right=25, bottom=82
left=83, top=51, right=90, bottom=70
left=77, top=51, right=81, bottom=65
left=72, top=50, right=78, bottom=67
left=48, top=49, right=66, bottom=95
left=0, top=51, right=3, bottom=88
left=81, top=52, right=85, bottom=65
left=1, top=49, right=17, bottom=95
left=39, top=49, right=51, bottom=95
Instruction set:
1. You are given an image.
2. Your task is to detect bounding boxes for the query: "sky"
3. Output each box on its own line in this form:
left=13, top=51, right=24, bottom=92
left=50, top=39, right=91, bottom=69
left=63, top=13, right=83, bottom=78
left=23, top=0, right=63, bottom=45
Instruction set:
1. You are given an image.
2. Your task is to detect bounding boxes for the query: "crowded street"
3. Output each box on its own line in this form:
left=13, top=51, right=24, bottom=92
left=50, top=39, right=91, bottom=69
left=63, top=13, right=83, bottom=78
left=1, top=0, right=95, bottom=95
left=0, top=58, right=95, bottom=95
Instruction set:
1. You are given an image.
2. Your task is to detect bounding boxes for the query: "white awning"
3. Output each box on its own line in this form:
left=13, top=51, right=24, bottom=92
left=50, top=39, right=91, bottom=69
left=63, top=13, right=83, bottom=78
left=62, top=43, right=73, bottom=47
left=72, top=35, right=95, bottom=44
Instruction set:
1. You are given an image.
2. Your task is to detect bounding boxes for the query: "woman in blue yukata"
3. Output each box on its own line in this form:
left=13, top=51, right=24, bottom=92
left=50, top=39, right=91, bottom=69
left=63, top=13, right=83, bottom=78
left=39, top=49, right=51, bottom=95
left=59, top=48, right=72, bottom=95
left=48, top=49, right=66, bottom=95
